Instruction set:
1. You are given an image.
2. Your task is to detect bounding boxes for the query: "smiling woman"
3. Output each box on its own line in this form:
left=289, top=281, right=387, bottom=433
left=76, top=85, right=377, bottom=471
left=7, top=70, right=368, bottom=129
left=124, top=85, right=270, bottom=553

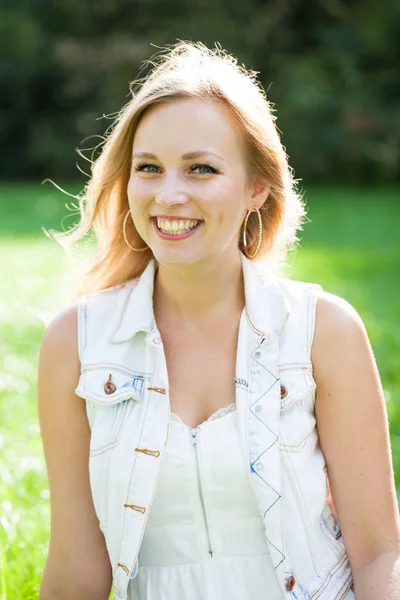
left=38, top=41, right=400, bottom=600
left=127, top=96, right=271, bottom=268
left=47, top=41, right=305, bottom=294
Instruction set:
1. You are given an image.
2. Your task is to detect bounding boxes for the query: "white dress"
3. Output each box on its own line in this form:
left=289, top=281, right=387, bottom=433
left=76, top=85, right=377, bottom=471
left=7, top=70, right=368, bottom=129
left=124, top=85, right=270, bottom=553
left=136, top=403, right=284, bottom=600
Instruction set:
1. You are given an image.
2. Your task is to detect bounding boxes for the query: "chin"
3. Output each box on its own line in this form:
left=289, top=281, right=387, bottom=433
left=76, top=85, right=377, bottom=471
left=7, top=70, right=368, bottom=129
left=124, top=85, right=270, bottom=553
left=153, top=247, right=207, bottom=267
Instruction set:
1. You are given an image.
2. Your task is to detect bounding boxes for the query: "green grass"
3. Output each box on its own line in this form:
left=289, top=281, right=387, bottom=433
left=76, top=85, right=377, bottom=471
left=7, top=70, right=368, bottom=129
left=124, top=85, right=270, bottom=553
left=0, top=182, right=399, bottom=598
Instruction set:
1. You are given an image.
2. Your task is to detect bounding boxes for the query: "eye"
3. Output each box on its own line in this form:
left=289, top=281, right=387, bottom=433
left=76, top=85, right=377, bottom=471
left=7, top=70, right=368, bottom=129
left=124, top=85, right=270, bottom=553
left=134, top=162, right=160, bottom=173
left=191, top=163, right=219, bottom=175
left=133, top=162, right=219, bottom=175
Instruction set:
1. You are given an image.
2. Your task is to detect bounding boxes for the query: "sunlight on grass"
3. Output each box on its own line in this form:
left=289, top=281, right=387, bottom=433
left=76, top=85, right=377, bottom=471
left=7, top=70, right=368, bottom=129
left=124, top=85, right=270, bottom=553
left=0, top=182, right=399, bottom=599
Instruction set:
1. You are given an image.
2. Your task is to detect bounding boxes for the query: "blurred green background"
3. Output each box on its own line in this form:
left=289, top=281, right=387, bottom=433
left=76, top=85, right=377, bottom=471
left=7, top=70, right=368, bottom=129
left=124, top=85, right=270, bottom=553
left=1, top=1, right=400, bottom=598
left=2, top=1, right=400, bottom=182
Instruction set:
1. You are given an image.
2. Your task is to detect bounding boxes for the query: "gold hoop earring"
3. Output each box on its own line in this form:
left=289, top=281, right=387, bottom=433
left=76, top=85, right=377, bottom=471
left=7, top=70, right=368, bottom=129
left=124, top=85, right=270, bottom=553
left=242, top=207, right=262, bottom=258
left=123, top=210, right=149, bottom=252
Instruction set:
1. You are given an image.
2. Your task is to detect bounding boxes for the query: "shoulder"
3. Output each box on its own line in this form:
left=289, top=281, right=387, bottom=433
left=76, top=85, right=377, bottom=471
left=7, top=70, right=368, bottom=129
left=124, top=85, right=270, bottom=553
left=39, top=303, right=80, bottom=369
left=38, top=279, right=136, bottom=360
left=273, top=277, right=370, bottom=365
left=311, top=289, right=372, bottom=379
left=276, top=276, right=364, bottom=336
left=41, top=303, right=78, bottom=347
left=38, top=304, right=82, bottom=411
left=314, top=290, right=367, bottom=348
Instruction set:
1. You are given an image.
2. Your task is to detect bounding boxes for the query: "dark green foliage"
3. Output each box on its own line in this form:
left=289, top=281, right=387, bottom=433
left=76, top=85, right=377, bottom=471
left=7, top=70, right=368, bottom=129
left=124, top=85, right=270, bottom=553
left=1, top=0, right=399, bottom=182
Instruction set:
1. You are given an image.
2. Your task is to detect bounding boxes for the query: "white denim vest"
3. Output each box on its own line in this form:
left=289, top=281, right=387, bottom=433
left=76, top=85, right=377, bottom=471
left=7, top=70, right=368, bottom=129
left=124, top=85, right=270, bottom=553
left=74, top=251, right=355, bottom=600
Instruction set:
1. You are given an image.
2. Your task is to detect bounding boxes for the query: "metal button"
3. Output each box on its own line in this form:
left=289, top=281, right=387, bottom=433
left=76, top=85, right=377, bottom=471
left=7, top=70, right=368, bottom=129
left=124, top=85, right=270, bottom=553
left=104, top=374, right=116, bottom=395
left=280, top=385, right=288, bottom=399
left=285, top=575, right=296, bottom=590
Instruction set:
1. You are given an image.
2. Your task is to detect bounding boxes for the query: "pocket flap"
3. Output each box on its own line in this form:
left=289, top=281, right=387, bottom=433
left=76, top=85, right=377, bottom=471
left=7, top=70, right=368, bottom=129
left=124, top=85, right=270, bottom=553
left=75, top=366, right=148, bottom=405
left=279, top=367, right=316, bottom=410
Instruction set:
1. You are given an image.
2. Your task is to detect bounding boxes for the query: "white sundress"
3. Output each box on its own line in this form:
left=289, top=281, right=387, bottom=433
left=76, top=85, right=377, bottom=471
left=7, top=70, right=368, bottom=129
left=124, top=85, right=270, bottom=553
left=135, top=403, right=284, bottom=600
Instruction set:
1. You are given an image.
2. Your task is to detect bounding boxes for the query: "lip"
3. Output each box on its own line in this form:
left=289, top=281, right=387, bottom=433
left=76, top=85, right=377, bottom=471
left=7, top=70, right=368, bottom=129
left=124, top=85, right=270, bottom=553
left=152, top=215, right=203, bottom=221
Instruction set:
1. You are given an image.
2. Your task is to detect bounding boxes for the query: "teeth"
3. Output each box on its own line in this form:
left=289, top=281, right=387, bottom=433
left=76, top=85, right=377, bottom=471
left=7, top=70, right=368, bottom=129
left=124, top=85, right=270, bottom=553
left=156, top=217, right=200, bottom=234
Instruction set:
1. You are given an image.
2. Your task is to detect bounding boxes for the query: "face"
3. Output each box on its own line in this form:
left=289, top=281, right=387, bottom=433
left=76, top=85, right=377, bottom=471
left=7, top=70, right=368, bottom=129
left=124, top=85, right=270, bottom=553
left=127, top=97, right=267, bottom=267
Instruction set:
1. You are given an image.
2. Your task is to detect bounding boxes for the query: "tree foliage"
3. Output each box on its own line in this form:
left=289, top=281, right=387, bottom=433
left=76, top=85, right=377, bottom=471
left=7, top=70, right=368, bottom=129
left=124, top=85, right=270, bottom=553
left=1, top=0, right=399, bottom=182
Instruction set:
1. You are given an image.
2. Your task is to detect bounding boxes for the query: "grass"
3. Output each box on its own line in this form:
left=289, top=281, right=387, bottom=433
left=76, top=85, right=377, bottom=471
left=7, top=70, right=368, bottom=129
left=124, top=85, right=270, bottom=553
left=0, top=181, right=399, bottom=598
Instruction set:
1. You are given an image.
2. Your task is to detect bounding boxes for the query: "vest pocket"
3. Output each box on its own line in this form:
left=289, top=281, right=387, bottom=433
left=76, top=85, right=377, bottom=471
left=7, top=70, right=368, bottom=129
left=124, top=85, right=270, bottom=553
left=75, top=366, right=147, bottom=455
left=89, top=400, right=135, bottom=456
left=279, top=367, right=317, bottom=452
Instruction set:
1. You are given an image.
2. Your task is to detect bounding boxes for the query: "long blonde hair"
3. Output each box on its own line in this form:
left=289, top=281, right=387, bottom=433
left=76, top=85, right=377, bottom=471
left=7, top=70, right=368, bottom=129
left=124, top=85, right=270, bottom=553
left=49, top=41, right=306, bottom=296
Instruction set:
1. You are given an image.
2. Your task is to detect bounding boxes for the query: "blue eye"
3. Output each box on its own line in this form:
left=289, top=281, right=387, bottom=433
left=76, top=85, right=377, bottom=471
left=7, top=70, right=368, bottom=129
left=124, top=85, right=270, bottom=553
left=134, top=162, right=218, bottom=175
left=191, top=163, right=218, bottom=174
left=134, top=163, right=160, bottom=173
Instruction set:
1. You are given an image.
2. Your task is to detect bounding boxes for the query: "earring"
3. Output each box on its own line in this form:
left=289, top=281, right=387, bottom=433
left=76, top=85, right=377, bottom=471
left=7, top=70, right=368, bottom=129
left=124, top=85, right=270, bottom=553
left=242, top=207, right=262, bottom=258
left=123, top=210, right=149, bottom=252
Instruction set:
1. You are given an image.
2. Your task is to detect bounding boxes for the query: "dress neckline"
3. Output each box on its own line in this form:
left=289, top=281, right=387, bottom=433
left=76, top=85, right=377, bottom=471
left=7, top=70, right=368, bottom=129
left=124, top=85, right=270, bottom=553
left=170, top=402, right=237, bottom=430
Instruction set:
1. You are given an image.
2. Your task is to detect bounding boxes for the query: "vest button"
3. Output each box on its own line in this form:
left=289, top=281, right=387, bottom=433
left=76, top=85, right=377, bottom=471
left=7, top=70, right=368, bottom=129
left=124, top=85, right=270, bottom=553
left=285, top=575, right=296, bottom=590
left=104, top=374, right=116, bottom=395
left=104, top=382, right=116, bottom=394
left=280, top=385, right=288, bottom=399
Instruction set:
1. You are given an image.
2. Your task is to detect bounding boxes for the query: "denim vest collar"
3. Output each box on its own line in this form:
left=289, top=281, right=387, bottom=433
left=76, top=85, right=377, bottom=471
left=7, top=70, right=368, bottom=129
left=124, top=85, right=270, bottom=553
left=110, top=251, right=290, bottom=344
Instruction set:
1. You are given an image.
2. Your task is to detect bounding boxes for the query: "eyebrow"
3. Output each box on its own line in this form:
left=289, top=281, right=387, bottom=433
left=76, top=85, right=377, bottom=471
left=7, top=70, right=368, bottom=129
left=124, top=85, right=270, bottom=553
left=132, top=151, right=225, bottom=161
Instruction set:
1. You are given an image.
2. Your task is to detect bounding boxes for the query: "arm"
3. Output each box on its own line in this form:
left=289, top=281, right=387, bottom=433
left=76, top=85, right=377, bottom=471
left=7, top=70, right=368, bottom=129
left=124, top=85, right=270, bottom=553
left=312, top=291, right=400, bottom=600
left=38, top=305, right=112, bottom=600
left=351, top=552, right=400, bottom=599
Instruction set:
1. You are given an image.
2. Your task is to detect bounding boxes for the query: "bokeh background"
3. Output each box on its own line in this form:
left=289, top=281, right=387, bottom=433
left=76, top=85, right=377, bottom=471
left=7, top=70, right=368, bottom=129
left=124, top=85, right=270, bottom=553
left=1, top=2, right=399, bottom=598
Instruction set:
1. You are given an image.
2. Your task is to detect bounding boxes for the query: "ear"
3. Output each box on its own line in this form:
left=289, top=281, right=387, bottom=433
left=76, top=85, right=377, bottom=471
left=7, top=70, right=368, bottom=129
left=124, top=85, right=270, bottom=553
left=246, top=180, right=270, bottom=211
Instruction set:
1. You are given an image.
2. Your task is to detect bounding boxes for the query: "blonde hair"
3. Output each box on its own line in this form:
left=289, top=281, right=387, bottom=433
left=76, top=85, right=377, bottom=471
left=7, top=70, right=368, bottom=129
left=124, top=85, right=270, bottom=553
left=49, top=40, right=306, bottom=295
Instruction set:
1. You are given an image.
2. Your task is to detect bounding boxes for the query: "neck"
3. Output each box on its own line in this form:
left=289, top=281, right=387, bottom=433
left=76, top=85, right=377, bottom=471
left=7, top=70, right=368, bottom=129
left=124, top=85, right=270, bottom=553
left=153, top=251, right=245, bottom=326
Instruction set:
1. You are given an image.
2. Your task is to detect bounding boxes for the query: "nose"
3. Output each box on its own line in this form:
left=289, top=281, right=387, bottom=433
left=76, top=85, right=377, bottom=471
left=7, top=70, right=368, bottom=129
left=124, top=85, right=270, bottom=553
left=154, top=171, right=189, bottom=208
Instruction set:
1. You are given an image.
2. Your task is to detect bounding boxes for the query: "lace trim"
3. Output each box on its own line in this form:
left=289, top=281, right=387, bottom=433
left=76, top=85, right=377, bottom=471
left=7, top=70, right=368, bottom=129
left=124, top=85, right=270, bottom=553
left=170, top=402, right=237, bottom=428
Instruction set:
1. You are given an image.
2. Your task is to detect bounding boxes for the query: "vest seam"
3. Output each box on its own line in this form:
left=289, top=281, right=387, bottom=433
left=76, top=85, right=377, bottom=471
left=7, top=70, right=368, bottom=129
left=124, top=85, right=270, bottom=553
left=306, top=283, right=323, bottom=359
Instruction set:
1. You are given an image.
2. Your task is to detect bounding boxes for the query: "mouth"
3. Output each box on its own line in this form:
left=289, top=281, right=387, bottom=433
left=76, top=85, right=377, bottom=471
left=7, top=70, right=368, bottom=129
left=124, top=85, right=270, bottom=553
left=151, top=216, right=204, bottom=240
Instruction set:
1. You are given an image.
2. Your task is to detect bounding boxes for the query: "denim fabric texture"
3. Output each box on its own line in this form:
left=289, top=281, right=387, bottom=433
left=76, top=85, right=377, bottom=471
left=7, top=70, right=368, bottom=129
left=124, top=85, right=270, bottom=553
left=74, top=251, right=355, bottom=600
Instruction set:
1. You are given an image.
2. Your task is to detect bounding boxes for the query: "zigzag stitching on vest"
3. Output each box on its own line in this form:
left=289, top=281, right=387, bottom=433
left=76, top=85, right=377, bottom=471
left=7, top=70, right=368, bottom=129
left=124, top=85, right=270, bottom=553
left=263, top=534, right=286, bottom=570
left=249, top=340, right=286, bottom=568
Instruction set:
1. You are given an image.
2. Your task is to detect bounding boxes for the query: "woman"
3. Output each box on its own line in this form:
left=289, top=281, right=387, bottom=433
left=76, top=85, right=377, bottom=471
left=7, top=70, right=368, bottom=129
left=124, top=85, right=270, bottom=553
left=38, top=42, right=400, bottom=600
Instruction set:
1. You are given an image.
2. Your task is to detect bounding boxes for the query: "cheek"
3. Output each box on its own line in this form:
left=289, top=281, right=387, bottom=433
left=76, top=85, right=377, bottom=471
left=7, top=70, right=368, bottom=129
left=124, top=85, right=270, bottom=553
left=127, top=176, right=151, bottom=201
left=127, top=176, right=136, bottom=200
left=200, top=180, right=236, bottom=208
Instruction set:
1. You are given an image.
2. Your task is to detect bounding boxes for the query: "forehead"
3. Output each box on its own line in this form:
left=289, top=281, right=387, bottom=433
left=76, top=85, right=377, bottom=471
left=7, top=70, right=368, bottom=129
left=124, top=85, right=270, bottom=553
left=133, top=97, right=244, bottom=160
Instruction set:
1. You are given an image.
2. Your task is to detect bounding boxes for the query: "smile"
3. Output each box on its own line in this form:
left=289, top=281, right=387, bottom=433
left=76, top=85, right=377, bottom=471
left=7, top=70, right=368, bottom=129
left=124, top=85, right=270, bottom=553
left=152, top=217, right=203, bottom=240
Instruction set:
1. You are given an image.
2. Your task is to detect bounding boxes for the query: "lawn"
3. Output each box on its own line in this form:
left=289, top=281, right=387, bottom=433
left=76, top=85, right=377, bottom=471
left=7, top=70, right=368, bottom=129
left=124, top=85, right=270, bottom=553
left=0, top=182, right=399, bottom=599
